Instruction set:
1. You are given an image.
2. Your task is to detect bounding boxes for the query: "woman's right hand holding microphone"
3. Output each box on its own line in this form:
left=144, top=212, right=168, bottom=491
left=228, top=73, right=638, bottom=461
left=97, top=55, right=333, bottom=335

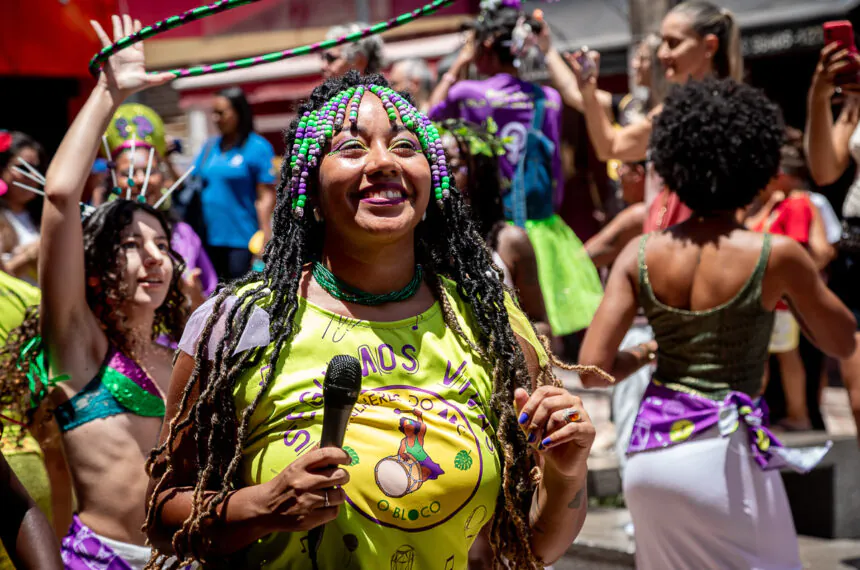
left=254, top=447, right=351, bottom=533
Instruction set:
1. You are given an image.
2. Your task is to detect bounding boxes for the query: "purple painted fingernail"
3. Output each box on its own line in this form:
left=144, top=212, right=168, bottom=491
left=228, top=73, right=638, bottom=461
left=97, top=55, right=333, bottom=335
left=527, top=432, right=536, bottom=443
left=540, top=437, right=552, bottom=448
left=518, top=412, right=529, bottom=425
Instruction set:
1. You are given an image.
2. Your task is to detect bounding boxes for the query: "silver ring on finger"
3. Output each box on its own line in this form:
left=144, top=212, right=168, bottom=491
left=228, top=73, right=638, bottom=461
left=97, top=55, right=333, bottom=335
left=562, top=407, right=582, bottom=424
left=324, top=490, right=330, bottom=508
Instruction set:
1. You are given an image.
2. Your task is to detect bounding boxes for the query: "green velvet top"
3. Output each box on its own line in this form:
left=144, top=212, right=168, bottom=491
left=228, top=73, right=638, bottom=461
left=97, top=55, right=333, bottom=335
left=638, top=232, right=774, bottom=400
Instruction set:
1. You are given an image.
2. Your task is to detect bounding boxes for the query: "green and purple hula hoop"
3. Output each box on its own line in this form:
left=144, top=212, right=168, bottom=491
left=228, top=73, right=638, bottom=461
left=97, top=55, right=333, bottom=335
left=88, top=0, right=456, bottom=79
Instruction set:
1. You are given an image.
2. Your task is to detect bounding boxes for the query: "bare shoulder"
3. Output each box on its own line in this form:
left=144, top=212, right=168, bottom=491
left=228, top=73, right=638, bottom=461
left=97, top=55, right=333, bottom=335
left=497, top=225, right=532, bottom=254
left=766, top=233, right=812, bottom=272
left=612, top=234, right=643, bottom=278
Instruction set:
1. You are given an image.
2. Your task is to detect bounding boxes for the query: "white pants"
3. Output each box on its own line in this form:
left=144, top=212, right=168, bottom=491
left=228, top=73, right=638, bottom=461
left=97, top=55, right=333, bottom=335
left=624, top=427, right=801, bottom=570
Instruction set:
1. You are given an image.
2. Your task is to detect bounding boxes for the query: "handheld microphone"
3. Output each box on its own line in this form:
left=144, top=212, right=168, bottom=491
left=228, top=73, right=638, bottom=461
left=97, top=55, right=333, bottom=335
left=308, top=355, right=362, bottom=570
left=319, top=355, right=362, bottom=448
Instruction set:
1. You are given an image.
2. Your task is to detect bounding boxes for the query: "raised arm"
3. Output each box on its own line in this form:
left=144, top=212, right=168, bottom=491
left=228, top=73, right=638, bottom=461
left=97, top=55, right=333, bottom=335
left=578, top=239, right=657, bottom=387
left=771, top=235, right=856, bottom=358
left=566, top=50, right=653, bottom=162
left=39, top=16, right=172, bottom=355
left=804, top=43, right=860, bottom=186
left=427, top=32, right=474, bottom=113
left=537, top=28, right=613, bottom=117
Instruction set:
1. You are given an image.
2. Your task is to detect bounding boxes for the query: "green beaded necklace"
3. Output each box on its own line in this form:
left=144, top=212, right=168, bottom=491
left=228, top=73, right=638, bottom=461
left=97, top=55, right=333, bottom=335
left=312, top=262, right=423, bottom=306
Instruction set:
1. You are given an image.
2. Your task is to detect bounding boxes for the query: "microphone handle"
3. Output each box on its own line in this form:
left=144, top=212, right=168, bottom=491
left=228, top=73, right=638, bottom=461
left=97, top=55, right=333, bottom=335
left=319, top=405, right=353, bottom=448
left=308, top=404, right=353, bottom=569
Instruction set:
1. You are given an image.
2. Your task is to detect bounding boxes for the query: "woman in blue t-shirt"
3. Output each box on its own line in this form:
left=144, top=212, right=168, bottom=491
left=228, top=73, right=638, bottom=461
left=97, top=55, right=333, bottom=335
left=195, top=87, right=276, bottom=279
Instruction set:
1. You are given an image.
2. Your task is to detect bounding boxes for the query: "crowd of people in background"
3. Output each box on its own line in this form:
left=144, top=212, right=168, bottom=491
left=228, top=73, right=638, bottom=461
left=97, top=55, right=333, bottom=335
left=1, top=1, right=859, bottom=569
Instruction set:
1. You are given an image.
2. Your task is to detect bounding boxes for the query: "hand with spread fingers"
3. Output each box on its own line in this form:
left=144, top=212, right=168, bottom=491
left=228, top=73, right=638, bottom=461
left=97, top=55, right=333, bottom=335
left=90, top=15, right=174, bottom=102
left=514, top=386, right=595, bottom=481
left=810, top=41, right=860, bottom=100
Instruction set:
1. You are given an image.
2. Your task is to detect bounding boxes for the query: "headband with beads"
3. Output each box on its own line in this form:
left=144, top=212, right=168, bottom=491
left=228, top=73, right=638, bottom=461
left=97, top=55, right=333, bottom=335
left=89, top=0, right=456, bottom=79
left=287, top=84, right=450, bottom=219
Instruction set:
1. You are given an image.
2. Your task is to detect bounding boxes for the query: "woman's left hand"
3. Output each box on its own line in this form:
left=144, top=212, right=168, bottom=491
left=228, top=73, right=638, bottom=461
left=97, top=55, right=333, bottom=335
left=514, top=386, right=595, bottom=481
left=90, top=15, right=174, bottom=102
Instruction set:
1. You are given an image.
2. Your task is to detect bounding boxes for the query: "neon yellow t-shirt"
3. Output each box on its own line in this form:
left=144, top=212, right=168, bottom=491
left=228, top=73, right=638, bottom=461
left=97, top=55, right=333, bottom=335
left=0, top=270, right=39, bottom=343
left=199, top=280, right=544, bottom=569
left=0, top=271, right=46, bottom=570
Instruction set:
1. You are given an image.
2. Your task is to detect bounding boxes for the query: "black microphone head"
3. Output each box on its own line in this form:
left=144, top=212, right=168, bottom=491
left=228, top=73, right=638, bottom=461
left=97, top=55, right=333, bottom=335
left=324, top=355, right=362, bottom=407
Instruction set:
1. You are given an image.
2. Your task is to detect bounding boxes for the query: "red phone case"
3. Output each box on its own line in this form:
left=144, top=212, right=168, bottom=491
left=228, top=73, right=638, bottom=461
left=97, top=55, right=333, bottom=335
left=824, top=21, right=859, bottom=85
left=824, top=21, right=857, bottom=52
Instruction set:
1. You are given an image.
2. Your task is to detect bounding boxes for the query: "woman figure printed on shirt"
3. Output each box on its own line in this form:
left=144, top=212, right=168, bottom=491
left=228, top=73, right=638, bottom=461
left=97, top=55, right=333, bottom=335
left=396, top=409, right=444, bottom=487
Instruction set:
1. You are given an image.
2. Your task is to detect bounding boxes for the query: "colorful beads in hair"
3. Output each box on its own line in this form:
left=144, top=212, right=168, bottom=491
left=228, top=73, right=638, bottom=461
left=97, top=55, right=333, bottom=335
left=287, top=84, right=450, bottom=218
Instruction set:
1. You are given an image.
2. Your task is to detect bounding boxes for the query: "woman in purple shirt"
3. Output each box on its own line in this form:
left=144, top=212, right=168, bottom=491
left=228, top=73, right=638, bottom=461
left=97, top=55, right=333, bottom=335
left=428, top=0, right=602, bottom=341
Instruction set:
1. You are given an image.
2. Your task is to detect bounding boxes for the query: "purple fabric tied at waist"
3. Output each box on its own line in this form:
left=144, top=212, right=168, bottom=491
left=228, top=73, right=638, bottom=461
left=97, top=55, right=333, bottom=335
left=61, top=514, right=134, bottom=570
left=627, top=381, right=831, bottom=473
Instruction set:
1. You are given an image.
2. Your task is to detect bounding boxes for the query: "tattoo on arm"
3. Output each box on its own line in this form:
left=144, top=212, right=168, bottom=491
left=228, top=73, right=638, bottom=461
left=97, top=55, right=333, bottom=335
left=568, top=488, right=584, bottom=510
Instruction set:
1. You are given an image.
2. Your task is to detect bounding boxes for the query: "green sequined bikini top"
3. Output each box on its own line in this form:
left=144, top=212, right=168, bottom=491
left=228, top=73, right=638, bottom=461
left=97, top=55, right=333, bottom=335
left=53, top=345, right=165, bottom=432
left=638, top=232, right=775, bottom=400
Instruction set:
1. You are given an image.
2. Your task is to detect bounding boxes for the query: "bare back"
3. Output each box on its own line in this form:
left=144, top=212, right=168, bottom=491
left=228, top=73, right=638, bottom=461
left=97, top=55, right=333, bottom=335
left=639, top=226, right=783, bottom=313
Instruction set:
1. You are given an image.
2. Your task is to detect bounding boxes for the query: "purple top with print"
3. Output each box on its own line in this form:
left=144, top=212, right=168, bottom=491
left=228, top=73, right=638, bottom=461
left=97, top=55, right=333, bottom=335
left=428, top=73, right=565, bottom=211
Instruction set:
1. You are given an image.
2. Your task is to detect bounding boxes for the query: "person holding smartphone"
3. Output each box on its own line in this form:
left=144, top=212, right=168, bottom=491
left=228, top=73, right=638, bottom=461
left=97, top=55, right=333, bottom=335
left=804, top=31, right=860, bottom=445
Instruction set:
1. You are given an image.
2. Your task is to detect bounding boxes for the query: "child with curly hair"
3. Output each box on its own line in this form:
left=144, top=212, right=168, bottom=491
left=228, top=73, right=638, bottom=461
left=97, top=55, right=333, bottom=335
left=0, top=15, right=187, bottom=569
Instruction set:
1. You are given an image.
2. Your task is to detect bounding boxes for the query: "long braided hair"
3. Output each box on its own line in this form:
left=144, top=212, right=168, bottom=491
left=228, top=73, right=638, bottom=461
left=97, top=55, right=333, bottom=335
left=0, top=200, right=187, bottom=432
left=144, top=71, right=584, bottom=570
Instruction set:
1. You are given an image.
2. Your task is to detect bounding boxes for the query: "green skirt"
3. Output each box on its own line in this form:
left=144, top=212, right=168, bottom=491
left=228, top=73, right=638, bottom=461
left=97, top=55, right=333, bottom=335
left=525, top=215, right=603, bottom=336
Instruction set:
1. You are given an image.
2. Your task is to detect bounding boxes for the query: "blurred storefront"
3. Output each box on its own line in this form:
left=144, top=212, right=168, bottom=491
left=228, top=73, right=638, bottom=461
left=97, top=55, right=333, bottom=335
left=133, top=0, right=477, bottom=155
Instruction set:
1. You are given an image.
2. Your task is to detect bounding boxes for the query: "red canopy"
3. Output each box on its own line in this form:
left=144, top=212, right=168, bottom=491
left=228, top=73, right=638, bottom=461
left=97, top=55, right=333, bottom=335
left=0, top=0, right=116, bottom=78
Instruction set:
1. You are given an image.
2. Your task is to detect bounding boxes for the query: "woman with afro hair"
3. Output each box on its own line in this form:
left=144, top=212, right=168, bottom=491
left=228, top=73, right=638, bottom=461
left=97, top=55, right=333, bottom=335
left=0, top=15, right=187, bottom=569
left=143, top=66, right=604, bottom=569
left=579, top=78, right=856, bottom=569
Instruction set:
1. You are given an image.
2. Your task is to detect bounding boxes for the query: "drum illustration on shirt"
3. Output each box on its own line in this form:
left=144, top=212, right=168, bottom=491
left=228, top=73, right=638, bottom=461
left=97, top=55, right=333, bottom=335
left=375, top=409, right=445, bottom=498
left=343, top=385, right=487, bottom=532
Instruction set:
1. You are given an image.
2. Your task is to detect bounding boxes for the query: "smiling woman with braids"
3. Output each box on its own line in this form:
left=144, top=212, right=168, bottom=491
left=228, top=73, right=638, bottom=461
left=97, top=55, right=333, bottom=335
left=0, top=15, right=186, bottom=569
left=144, top=70, right=601, bottom=570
